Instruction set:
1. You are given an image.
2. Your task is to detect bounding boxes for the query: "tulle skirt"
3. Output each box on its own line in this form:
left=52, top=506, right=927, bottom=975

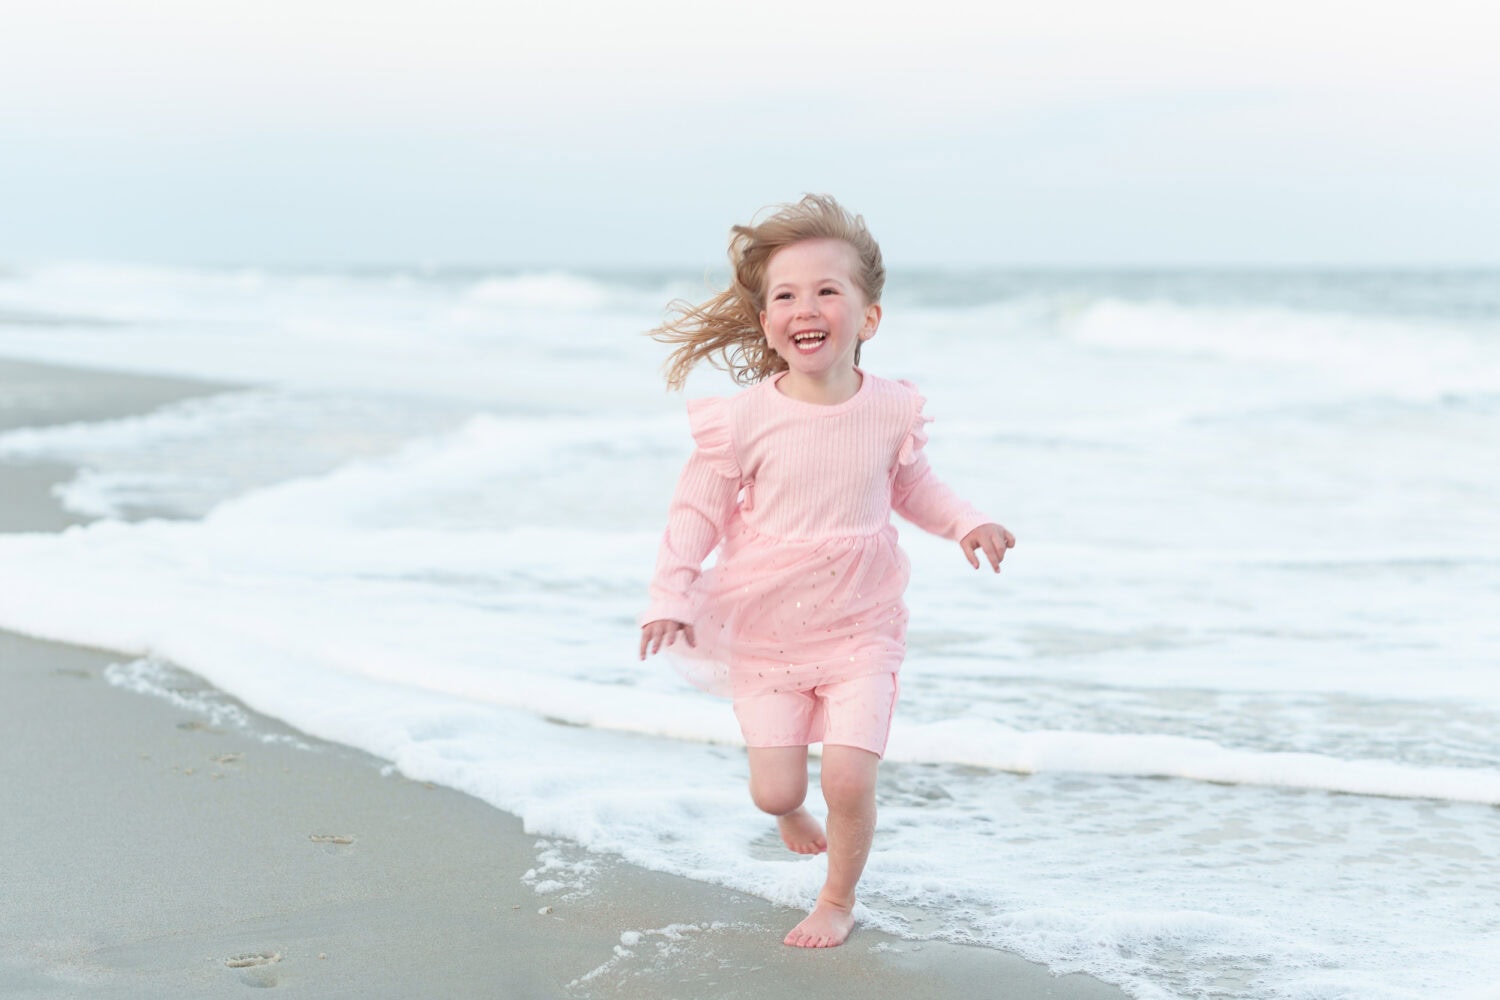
left=668, top=518, right=910, bottom=698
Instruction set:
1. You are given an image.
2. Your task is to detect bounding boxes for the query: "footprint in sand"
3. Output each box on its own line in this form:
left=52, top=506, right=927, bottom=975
left=309, top=834, right=355, bottom=845
left=225, top=952, right=281, bottom=969
left=226, top=951, right=281, bottom=989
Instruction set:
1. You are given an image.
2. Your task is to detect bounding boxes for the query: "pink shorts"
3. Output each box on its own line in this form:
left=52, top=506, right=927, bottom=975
left=732, top=672, right=899, bottom=758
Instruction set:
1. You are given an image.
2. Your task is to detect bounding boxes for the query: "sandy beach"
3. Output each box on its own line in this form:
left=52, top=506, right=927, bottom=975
left=0, top=356, right=1127, bottom=999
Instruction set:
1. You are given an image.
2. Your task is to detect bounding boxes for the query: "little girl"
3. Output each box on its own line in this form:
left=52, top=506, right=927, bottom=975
left=638, top=195, right=1014, bottom=949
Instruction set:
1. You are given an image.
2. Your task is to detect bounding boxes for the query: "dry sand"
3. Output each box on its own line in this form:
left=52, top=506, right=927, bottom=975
left=0, top=356, right=1128, bottom=999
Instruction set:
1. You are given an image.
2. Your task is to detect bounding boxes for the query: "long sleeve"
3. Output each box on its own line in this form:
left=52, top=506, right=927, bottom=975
left=640, top=451, right=739, bottom=625
left=892, top=449, right=990, bottom=542
left=640, top=397, right=740, bottom=626
left=890, top=382, right=991, bottom=542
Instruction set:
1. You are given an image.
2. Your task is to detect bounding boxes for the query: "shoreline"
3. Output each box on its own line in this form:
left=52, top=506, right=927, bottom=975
left=0, top=354, right=1127, bottom=998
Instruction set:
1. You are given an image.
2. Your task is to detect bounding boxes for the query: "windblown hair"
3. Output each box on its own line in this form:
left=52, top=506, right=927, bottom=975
left=651, top=194, right=886, bottom=389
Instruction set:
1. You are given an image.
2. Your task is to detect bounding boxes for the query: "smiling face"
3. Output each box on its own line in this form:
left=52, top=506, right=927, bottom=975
left=758, top=238, right=881, bottom=392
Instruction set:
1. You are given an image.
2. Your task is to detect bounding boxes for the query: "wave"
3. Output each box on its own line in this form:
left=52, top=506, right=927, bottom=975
left=0, top=390, right=278, bottom=457
left=4, top=263, right=1498, bottom=417
left=1061, top=297, right=1500, bottom=399
left=465, top=271, right=618, bottom=309
left=0, top=399, right=1494, bottom=809
left=0, top=513, right=1492, bottom=807
left=0, top=261, right=676, bottom=329
left=887, top=719, right=1500, bottom=805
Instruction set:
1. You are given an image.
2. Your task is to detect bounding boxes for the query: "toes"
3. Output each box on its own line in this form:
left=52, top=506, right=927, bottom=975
left=784, top=924, right=840, bottom=948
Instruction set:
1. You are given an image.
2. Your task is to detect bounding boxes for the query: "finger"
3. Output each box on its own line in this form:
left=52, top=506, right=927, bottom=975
left=962, top=539, right=979, bottom=569
left=977, top=535, right=998, bottom=571
left=665, top=629, right=677, bottom=648
left=639, top=633, right=648, bottom=660
left=651, top=631, right=664, bottom=656
left=683, top=624, right=697, bottom=648
left=1005, top=529, right=1016, bottom=548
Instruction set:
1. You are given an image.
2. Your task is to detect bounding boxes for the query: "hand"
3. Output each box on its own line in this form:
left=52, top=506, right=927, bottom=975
left=639, top=619, right=696, bottom=660
left=959, top=523, right=1016, bottom=573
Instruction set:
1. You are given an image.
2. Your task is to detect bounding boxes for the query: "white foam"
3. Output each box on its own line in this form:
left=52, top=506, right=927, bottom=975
left=51, top=469, right=210, bottom=519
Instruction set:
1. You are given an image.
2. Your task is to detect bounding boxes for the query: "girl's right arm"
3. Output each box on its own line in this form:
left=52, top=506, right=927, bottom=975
left=639, top=454, right=739, bottom=658
left=639, top=397, right=740, bottom=658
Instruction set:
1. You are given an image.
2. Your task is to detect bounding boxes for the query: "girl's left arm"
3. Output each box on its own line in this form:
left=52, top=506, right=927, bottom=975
left=957, top=521, right=1016, bottom=573
left=892, top=453, right=1015, bottom=572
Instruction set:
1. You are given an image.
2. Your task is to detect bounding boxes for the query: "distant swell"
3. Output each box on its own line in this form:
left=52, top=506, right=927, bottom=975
left=1064, top=298, right=1500, bottom=399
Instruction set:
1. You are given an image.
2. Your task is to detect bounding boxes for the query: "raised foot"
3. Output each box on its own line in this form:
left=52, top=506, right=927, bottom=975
left=776, top=808, right=827, bottom=855
left=784, top=897, right=855, bottom=948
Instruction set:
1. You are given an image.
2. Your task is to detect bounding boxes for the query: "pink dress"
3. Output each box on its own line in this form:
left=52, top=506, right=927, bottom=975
left=641, top=371, right=990, bottom=699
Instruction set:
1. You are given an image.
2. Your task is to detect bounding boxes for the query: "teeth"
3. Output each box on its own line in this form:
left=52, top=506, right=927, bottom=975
left=793, top=332, right=826, bottom=342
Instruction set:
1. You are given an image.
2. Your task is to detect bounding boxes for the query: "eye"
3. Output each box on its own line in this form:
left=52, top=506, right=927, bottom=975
left=774, top=291, right=792, bottom=300
left=819, top=287, right=839, bottom=295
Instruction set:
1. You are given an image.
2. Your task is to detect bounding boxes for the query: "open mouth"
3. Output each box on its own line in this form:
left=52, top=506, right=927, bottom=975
left=792, top=331, right=827, bottom=353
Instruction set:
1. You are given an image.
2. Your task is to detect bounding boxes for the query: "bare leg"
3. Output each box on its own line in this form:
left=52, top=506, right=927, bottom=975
left=784, top=744, right=879, bottom=948
left=746, top=746, right=827, bottom=855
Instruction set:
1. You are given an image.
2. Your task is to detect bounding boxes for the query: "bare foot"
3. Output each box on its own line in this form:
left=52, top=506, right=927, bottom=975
left=776, top=808, right=827, bottom=855
left=783, top=896, right=855, bottom=948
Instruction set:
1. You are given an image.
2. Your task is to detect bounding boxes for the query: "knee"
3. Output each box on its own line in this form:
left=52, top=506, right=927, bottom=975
left=749, top=777, right=807, bottom=817
left=821, top=760, right=877, bottom=813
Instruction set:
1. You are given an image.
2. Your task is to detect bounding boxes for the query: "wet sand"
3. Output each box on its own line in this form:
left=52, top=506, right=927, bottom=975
left=0, top=356, right=1127, bottom=998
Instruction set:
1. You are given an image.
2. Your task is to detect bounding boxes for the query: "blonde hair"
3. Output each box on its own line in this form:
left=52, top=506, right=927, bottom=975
left=651, top=194, right=886, bottom=389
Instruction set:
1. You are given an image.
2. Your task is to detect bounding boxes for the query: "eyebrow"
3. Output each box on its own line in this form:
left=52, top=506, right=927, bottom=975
left=767, top=275, right=849, bottom=293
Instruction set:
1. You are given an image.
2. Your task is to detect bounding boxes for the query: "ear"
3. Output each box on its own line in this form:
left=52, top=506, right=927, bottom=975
left=759, top=309, right=769, bottom=336
left=859, top=302, right=882, bottom=342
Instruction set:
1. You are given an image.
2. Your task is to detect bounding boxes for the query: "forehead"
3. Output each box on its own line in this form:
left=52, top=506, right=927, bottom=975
left=764, top=239, right=859, bottom=287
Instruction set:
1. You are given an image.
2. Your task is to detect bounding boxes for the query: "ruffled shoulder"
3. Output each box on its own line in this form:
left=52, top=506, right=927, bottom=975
left=895, top=379, right=933, bottom=467
left=684, top=396, right=740, bottom=479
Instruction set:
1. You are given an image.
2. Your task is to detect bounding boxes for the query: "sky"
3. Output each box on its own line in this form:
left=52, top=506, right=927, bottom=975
left=3, top=0, right=1499, bottom=268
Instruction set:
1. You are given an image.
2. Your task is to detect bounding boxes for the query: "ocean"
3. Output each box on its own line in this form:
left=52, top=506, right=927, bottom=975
left=1, top=262, right=1497, bottom=999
